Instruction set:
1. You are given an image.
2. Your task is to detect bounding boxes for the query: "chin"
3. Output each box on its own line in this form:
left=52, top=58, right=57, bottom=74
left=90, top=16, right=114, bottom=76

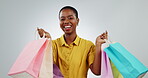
left=64, top=32, right=72, bottom=35
left=65, top=32, right=71, bottom=35
left=64, top=30, right=72, bottom=34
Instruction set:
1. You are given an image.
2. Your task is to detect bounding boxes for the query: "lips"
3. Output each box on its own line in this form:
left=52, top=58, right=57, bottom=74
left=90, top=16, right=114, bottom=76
left=64, top=26, right=72, bottom=31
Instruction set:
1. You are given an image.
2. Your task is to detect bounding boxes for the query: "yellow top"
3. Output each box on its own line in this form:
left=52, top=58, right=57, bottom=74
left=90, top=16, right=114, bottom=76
left=52, top=35, right=95, bottom=78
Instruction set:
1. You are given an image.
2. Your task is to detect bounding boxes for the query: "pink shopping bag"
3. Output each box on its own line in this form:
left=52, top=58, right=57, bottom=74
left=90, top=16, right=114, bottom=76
left=101, top=51, right=113, bottom=78
left=39, top=39, right=53, bottom=78
left=8, top=39, right=48, bottom=78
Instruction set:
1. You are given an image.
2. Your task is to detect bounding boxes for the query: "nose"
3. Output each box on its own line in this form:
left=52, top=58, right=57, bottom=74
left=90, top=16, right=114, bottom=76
left=64, top=19, right=70, bottom=24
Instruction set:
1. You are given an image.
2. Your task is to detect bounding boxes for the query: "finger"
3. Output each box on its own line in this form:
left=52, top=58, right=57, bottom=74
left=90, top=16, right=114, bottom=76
left=38, top=29, right=44, bottom=38
left=37, top=28, right=41, bottom=32
left=39, top=28, right=43, bottom=32
left=100, top=35, right=104, bottom=39
left=102, top=33, right=105, bottom=36
left=105, top=31, right=108, bottom=39
left=99, top=33, right=104, bottom=39
left=45, top=32, right=51, bottom=38
left=105, top=30, right=108, bottom=35
left=103, top=33, right=107, bottom=39
left=100, top=33, right=105, bottom=37
left=41, top=28, right=45, bottom=32
left=40, top=33, right=44, bottom=38
left=45, top=35, right=50, bottom=38
left=99, top=32, right=106, bottom=39
left=102, top=33, right=106, bottom=37
left=102, top=31, right=108, bottom=39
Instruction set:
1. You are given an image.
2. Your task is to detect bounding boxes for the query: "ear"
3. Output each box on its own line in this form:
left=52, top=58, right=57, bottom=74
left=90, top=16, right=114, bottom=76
left=77, top=18, right=79, bottom=26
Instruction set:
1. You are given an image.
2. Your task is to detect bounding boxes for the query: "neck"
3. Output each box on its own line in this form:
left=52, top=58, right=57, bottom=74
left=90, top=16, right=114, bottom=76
left=64, top=32, right=77, bottom=45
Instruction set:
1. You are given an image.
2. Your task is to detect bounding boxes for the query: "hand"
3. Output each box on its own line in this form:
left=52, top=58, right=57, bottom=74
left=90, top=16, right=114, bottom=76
left=37, top=28, right=51, bottom=39
left=96, top=31, right=108, bottom=46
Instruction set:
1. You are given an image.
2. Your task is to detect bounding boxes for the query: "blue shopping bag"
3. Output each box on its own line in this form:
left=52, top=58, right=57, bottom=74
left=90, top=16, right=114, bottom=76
left=104, top=42, right=148, bottom=78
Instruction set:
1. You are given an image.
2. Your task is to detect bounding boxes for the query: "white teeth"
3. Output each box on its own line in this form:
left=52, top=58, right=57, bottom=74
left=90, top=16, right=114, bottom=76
left=65, top=26, right=71, bottom=28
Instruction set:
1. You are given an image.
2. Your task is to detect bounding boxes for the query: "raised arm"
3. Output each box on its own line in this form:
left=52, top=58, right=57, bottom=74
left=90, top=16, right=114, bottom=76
left=90, top=31, right=108, bottom=75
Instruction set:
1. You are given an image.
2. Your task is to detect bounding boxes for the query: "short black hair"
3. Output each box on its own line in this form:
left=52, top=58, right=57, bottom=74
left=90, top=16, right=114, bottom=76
left=59, top=6, right=78, bottom=18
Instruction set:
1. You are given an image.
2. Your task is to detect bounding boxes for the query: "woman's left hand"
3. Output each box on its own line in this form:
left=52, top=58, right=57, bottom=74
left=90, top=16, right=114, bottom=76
left=96, top=31, right=108, bottom=46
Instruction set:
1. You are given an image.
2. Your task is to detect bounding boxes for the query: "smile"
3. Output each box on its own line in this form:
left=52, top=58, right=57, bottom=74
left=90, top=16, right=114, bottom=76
left=64, top=26, right=72, bottom=31
left=64, top=26, right=72, bottom=28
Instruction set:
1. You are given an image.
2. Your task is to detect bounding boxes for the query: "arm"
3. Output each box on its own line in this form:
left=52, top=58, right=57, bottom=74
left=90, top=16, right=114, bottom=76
left=90, top=31, right=108, bottom=75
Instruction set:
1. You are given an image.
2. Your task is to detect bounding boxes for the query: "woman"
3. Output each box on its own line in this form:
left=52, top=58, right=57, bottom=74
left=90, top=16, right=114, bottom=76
left=38, top=6, right=108, bottom=78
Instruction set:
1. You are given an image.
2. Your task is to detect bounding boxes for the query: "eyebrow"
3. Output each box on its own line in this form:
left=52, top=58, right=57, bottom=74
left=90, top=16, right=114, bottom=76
left=60, top=15, right=74, bottom=18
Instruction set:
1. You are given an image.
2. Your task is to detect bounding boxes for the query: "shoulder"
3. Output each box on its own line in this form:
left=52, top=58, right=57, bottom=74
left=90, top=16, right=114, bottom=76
left=52, top=37, right=60, bottom=43
left=52, top=39, right=57, bottom=43
left=79, top=38, right=96, bottom=52
left=51, top=38, right=61, bottom=49
left=80, top=37, right=95, bottom=46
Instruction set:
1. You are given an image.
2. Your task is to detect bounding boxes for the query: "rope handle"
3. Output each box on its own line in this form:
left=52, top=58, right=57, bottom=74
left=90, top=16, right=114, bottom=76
left=104, top=34, right=113, bottom=47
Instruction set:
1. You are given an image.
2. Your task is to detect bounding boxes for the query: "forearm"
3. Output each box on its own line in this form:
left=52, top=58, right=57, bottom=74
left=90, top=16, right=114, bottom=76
left=91, top=31, right=107, bottom=75
left=91, top=43, right=102, bottom=75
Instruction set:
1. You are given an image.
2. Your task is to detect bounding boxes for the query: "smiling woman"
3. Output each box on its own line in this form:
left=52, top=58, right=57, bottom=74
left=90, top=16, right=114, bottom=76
left=1, top=0, right=148, bottom=78
left=59, top=8, right=79, bottom=38
left=37, top=6, right=108, bottom=78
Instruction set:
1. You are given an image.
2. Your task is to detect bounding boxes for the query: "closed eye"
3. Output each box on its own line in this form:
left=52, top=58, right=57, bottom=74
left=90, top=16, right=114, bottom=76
left=60, top=18, right=65, bottom=21
left=69, top=18, right=73, bottom=19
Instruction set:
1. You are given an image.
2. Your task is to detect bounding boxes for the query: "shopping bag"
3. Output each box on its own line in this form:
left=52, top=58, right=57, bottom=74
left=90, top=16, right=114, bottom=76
left=110, top=61, right=123, bottom=78
left=53, top=64, right=64, bottom=78
left=110, top=58, right=145, bottom=78
left=8, top=39, right=48, bottom=78
left=101, top=51, right=113, bottom=78
left=104, top=42, right=148, bottom=78
left=39, top=39, right=53, bottom=78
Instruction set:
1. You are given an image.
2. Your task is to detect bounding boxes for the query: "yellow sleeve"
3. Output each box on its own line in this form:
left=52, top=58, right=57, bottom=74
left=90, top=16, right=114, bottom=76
left=87, top=42, right=96, bottom=67
left=52, top=40, right=58, bottom=65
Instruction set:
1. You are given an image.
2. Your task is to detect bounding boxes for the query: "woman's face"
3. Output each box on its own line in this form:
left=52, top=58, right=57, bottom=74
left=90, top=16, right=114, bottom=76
left=59, top=9, right=79, bottom=34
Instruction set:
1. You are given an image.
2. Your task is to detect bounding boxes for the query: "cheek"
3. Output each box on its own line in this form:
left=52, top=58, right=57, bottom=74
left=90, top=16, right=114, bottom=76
left=60, top=22, right=63, bottom=28
left=72, top=20, right=78, bottom=26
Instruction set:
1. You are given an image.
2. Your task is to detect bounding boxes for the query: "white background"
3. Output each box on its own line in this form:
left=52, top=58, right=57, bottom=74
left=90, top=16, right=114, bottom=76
left=0, top=0, right=148, bottom=78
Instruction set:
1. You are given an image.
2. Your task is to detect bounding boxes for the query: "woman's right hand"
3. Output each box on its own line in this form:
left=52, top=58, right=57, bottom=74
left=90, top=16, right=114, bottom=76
left=37, top=28, right=51, bottom=39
